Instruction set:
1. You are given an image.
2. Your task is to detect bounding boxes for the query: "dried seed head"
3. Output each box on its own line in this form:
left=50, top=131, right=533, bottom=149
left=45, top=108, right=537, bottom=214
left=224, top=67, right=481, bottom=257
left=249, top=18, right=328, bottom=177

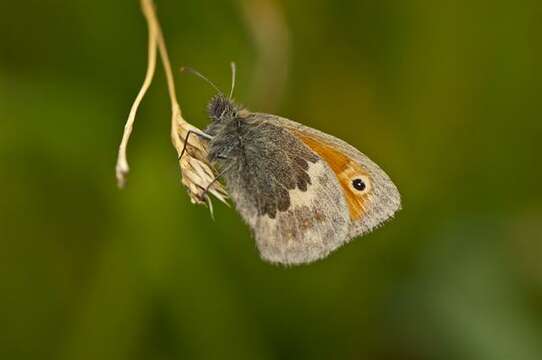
left=172, top=108, right=228, bottom=207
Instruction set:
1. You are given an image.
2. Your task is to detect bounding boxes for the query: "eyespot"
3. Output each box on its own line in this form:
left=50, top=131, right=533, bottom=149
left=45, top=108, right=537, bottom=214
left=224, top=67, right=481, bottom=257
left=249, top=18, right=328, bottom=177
left=352, top=176, right=370, bottom=193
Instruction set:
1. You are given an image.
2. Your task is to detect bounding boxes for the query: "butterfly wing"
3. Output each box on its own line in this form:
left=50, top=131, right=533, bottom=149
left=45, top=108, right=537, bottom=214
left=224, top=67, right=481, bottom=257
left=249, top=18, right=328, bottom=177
left=218, top=116, right=351, bottom=265
left=253, top=113, right=401, bottom=239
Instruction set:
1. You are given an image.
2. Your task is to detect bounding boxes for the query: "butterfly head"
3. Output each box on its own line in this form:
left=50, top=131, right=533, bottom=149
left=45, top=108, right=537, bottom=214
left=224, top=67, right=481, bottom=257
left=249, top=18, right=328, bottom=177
left=207, top=94, right=239, bottom=123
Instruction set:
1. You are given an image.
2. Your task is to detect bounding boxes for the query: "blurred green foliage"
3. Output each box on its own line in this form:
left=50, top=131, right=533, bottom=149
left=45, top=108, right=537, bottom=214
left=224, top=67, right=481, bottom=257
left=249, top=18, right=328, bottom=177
left=1, top=1, right=541, bottom=359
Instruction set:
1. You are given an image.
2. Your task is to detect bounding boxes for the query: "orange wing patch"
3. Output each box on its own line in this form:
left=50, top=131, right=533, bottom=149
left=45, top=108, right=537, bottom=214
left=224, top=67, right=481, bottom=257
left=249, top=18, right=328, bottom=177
left=291, top=130, right=370, bottom=220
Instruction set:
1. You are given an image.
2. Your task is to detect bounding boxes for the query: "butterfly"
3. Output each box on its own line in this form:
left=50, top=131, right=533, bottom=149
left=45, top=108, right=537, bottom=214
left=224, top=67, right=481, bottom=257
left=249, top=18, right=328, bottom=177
left=182, top=65, right=401, bottom=265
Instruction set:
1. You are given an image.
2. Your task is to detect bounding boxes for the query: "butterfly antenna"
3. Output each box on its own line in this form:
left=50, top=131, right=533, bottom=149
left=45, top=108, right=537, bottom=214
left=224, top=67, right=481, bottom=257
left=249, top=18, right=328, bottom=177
left=229, top=62, right=236, bottom=100
left=180, top=66, right=222, bottom=94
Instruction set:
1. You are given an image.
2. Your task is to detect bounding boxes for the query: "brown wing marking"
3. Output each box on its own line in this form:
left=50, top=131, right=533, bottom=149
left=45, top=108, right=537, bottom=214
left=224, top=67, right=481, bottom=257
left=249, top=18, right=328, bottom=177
left=291, top=130, right=371, bottom=220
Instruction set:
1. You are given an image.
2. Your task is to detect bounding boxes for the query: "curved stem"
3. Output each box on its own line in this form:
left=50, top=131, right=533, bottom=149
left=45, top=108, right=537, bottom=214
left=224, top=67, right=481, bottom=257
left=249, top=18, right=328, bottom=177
left=115, top=0, right=158, bottom=188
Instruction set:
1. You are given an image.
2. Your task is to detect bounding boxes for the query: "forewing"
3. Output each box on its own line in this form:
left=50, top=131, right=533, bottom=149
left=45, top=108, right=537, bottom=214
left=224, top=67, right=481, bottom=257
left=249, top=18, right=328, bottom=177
left=253, top=113, right=401, bottom=238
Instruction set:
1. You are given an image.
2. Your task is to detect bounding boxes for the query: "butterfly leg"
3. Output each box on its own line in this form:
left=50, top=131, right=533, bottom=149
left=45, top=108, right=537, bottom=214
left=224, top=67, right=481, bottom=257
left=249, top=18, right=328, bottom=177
left=200, top=162, right=233, bottom=201
left=178, top=130, right=213, bottom=161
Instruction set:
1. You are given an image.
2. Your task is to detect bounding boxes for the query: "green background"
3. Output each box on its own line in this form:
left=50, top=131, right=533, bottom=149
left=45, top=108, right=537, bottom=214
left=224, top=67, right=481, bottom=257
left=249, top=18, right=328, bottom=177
left=1, top=1, right=541, bottom=359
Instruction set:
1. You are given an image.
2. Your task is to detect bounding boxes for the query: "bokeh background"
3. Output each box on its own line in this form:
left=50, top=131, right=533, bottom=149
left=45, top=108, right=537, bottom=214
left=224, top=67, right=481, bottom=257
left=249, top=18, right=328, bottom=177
left=1, top=0, right=541, bottom=359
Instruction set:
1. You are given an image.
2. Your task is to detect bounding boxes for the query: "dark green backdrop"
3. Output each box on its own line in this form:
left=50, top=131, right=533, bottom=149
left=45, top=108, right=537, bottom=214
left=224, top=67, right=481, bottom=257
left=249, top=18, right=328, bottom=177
left=1, top=1, right=541, bottom=359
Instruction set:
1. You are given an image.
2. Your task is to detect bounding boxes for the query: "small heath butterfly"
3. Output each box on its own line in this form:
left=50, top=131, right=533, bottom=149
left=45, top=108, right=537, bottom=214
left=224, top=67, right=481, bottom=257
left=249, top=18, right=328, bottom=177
left=184, top=65, right=401, bottom=265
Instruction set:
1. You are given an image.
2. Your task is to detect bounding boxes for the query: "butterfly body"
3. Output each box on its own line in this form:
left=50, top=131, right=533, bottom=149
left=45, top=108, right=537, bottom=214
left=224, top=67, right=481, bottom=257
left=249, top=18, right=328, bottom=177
left=205, top=95, right=400, bottom=265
